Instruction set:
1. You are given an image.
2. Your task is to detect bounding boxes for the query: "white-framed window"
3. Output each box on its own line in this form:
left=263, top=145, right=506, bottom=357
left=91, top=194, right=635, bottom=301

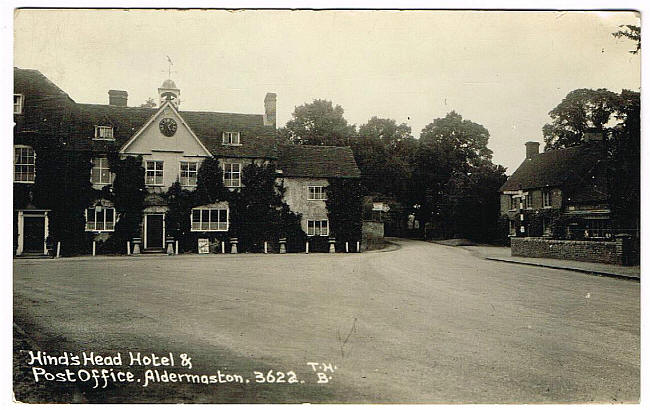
left=94, top=126, right=114, bottom=140
left=85, top=206, right=116, bottom=232
left=222, top=131, right=240, bottom=145
left=145, top=160, right=164, bottom=186
left=308, top=186, right=326, bottom=200
left=223, top=163, right=241, bottom=187
left=191, top=208, right=229, bottom=231
left=542, top=190, right=552, bottom=208
left=14, top=145, right=35, bottom=183
left=179, top=161, right=198, bottom=187
left=509, top=195, right=518, bottom=211
left=524, top=193, right=533, bottom=209
left=90, top=157, right=113, bottom=185
left=307, top=219, right=329, bottom=236
left=14, top=94, right=24, bottom=114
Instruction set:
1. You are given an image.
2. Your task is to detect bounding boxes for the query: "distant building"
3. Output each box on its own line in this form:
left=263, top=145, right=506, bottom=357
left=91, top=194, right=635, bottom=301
left=13, top=68, right=360, bottom=255
left=499, top=136, right=611, bottom=240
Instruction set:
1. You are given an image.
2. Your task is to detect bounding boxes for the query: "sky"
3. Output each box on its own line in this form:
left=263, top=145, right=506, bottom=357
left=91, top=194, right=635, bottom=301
left=13, top=9, right=640, bottom=173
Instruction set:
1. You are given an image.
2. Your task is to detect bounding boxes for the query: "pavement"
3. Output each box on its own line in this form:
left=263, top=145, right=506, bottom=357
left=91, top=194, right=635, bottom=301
left=456, top=245, right=640, bottom=281
left=14, top=238, right=639, bottom=403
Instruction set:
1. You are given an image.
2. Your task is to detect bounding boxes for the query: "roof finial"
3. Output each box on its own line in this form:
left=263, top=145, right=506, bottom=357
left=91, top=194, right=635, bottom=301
left=164, top=56, right=177, bottom=80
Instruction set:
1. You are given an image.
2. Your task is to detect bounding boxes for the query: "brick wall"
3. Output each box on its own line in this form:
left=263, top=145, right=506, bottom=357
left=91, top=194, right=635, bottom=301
left=511, top=236, right=632, bottom=265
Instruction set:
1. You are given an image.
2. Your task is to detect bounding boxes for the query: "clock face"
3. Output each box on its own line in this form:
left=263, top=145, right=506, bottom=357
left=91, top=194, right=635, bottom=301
left=159, top=117, right=177, bottom=137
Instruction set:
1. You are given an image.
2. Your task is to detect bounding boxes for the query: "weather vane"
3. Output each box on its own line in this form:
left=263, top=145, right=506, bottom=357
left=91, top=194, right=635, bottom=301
left=163, top=56, right=177, bottom=80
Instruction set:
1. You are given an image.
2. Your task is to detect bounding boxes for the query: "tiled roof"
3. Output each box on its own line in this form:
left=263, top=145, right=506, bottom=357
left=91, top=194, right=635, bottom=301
left=66, top=104, right=277, bottom=158
left=14, top=67, right=74, bottom=102
left=500, top=143, right=608, bottom=203
left=277, top=145, right=361, bottom=178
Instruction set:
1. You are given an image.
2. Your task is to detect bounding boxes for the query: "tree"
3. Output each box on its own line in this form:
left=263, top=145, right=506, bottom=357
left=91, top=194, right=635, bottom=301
left=358, top=116, right=411, bottom=147
left=612, top=24, right=640, bottom=54
left=139, top=98, right=157, bottom=108
left=326, top=178, right=363, bottom=244
left=280, top=99, right=356, bottom=146
left=542, top=88, right=622, bottom=150
left=413, top=111, right=503, bottom=240
left=107, top=155, right=145, bottom=251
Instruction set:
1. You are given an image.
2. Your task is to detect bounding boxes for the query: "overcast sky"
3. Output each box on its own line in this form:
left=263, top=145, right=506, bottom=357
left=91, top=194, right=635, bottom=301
left=14, top=9, right=640, bottom=172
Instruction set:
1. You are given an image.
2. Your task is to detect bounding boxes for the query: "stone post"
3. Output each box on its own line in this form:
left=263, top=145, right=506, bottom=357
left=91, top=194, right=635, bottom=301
left=279, top=238, right=287, bottom=254
left=230, top=237, right=238, bottom=254
left=615, top=233, right=632, bottom=266
left=166, top=236, right=175, bottom=255
left=328, top=237, right=336, bottom=253
left=132, top=237, right=141, bottom=255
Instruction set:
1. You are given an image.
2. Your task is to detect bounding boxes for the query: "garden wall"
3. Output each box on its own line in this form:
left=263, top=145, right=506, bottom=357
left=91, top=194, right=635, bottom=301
left=510, top=236, right=635, bottom=265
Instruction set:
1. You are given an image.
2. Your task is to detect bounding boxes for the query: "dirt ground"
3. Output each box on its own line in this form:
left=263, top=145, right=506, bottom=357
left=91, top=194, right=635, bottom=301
left=13, top=239, right=639, bottom=403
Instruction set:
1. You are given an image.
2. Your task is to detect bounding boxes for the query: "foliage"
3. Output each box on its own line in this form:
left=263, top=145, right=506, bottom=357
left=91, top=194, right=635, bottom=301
left=164, top=181, right=196, bottom=251
left=542, top=88, right=622, bottom=150
left=279, top=99, right=356, bottom=146
left=326, top=178, right=363, bottom=243
left=230, top=163, right=303, bottom=252
left=612, top=24, right=640, bottom=54
left=139, top=97, right=157, bottom=108
left=194, top=157, right=229, bottom=204
left=412, top=111, right=503, bottom=242
left=105, top=155, right=145, bottom=252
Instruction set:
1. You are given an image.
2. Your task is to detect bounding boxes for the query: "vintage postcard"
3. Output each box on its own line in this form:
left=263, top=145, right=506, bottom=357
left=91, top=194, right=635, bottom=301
left=11, top=8, right=640, bottom=404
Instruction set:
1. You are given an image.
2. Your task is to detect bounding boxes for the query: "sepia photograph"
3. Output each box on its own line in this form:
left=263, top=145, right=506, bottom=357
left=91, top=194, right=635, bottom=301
left=11, top=6, right=641, bottom=404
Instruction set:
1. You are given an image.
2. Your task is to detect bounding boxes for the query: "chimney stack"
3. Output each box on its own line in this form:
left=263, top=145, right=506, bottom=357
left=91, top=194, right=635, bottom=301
left=264, top=92, right=277, bottom=127
left=525, top=141, right=540, bottom=160
left=108, top=90, right=128, bottom=107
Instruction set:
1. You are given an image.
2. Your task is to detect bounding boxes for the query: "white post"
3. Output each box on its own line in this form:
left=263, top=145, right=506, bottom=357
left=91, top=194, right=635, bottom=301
left=357, top=241, right=360, bottom=253
left=127, top=241, right=131, bottom=255
left=92, top=241, right=96, bottom=256
left=221, top=241, right=225, bottom=254
left=306, top=241, right=309, bottom=254
left=56, top=241, right=61, bottom=258
left=175, top=240, right=179, bottom=255
left=346, top=242, right=349, bottom=253
left=264, top=241, right=268, bottom=254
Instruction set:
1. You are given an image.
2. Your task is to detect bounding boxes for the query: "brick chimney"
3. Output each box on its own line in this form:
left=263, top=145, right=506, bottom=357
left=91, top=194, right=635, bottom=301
left=525, top=141, right=540, bottom=160
left=108, top=90, right=128, bottom=107
left=264, top=92, right=277, bottom=127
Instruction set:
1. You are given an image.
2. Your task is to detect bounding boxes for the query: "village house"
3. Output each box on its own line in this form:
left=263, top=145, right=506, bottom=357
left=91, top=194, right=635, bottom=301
left=499, top=136, right=611, bottom=239
left=13, top=68, right=360, bottom=255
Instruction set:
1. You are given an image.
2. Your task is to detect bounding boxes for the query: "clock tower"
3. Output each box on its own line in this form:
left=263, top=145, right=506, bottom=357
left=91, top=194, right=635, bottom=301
left=158, top=79, right=181, bottom=108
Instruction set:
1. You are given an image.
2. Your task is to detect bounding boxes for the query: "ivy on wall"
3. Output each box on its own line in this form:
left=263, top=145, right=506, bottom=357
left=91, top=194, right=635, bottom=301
left=326, top=178, right=363, bottom=245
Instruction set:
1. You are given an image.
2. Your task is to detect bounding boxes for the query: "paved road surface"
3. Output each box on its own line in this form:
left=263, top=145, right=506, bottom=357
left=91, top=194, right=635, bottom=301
left=13, top=238, right=639, bottom=403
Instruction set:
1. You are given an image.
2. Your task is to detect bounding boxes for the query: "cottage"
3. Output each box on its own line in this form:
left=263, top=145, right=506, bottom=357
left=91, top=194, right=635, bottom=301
left=499, top=136, right=610, bottom=240
left=13, top=68, right=360, bottom=255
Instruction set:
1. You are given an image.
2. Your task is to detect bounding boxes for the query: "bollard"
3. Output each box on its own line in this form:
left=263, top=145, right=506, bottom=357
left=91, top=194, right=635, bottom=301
left=221, top=241, right=225, bottom=254
left=56, top=241, right=61, bottom=258
left=92, top=241, right=96, bottom=256
left=329, top=237, right=336, bottom=253
left=132, top=237, right=141, bottom=255
left=345, top=242, right=349, bottom=253
left=175, top=240, right=179, bottom=255
left=357, top=241, right=360, bottom=253
left=127, top=241, right=131, bottom=255
left=230, top=237, right=238, bottom=254
left=305, top=241, right=309, bottom=254
left=264, top=241, right=268, bottom=254
left=279, top=238, right=287, bottom=254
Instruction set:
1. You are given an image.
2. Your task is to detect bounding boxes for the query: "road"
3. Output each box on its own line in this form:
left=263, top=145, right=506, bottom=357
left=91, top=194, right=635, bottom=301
left=13, top=238, right=639, bottom=403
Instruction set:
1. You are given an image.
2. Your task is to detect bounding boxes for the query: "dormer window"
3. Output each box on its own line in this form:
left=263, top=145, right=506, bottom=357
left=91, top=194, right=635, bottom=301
left=222, top=131, right=240, bottom=145
left=94, top=126, right=114, bottom=140
left=14, top=94, right=24, bottom=114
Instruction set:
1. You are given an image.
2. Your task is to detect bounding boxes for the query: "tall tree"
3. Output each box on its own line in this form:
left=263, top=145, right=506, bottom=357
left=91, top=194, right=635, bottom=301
left=542, top=88, right=622, bottom=150
left=358, top=116, right=411, bottom=147
left=279, top=99, right=356, bottom=146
